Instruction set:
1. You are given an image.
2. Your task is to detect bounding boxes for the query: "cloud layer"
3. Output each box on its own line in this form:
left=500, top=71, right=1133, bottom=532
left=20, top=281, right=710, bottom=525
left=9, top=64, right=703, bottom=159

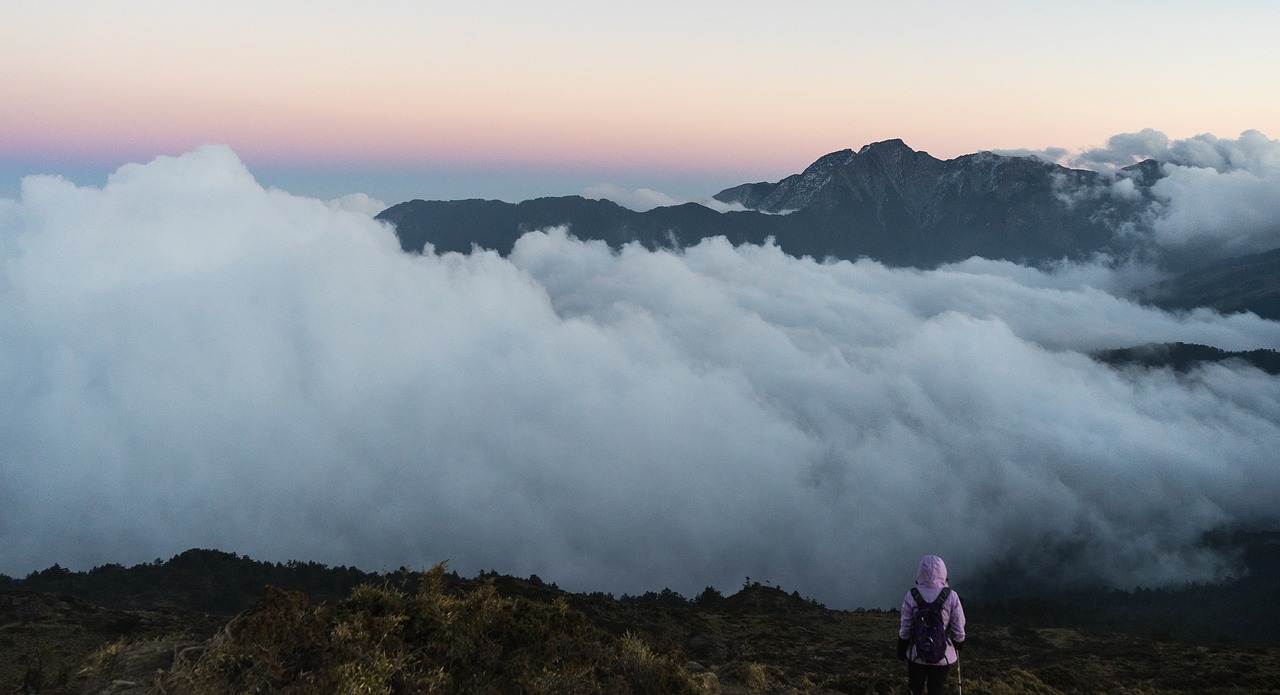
left=2, top=146, right=1279, bottom=608
left=1053, top=130, right=1280, bottom=264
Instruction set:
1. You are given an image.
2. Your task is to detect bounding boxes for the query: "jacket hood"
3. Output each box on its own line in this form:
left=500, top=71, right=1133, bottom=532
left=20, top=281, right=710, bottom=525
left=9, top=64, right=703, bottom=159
left=916, top=555, right=948, bottom=587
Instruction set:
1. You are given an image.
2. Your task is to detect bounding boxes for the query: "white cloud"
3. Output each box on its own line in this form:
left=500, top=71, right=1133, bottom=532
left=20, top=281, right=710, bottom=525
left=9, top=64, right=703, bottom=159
left=1043, top=130, right=1280, bottom=265
left=326, top=192, right=388, bottom=217
left=1166, top=130, right=1280, bottom=175
left=699, top=198, right=751, bottom=213
left=583, top=183, right=683, bottom=212
left=1145, top=164, right=1280, bottom=259
left=1071, top=128, right=1280, bottom=176
left=1076, top=128, right=1172, bottom=169
left=2, top=147, right=1279, bottom=609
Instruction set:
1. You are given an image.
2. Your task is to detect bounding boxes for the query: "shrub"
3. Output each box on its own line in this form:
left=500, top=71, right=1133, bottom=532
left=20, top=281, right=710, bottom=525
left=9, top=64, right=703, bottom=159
left=160, top=563, right=710, bottom=694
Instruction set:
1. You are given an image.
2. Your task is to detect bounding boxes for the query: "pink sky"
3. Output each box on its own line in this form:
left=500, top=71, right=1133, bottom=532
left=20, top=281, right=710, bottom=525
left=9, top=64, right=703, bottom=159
left=4, top=1, right=1279, bottom=202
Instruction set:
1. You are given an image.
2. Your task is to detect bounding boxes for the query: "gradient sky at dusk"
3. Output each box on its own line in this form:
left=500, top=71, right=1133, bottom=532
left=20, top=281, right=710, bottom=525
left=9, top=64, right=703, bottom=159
left=4, top=0, right=1279, bottom=203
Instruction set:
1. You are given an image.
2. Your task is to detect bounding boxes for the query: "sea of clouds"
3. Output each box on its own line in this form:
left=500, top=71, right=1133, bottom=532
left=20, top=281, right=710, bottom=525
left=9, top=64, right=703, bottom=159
left=2, top=139, right=1278, bottom=608
left=1012, top=129, right=1280, bottom=266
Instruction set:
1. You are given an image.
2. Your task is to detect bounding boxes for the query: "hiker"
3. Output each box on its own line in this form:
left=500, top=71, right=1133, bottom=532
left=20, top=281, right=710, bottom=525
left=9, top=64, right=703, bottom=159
left=897, top=554, right=966, bottom=695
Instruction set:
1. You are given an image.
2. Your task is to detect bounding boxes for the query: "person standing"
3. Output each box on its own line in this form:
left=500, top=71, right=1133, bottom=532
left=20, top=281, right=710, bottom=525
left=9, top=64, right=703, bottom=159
left=898, top=554, right=966, bottom=695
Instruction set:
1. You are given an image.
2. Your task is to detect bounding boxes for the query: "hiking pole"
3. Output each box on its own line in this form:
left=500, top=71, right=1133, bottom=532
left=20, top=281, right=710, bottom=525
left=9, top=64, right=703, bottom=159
left=956, top=660, right=963, bottom=695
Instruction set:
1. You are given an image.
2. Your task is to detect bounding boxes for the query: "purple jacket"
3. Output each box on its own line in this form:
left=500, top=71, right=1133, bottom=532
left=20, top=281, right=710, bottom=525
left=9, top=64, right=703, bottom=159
left=898, top=555, right=966, bottom=665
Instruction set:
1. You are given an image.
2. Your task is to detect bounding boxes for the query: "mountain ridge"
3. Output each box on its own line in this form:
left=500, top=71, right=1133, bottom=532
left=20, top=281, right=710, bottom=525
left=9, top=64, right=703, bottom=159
left=379, top=139, right=1146, bottom=267
left=377, top=140, right=1280, bottom=319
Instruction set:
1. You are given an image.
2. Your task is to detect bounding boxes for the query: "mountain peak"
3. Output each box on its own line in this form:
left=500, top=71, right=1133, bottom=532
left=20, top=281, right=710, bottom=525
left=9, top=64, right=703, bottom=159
left=713, top=139, right=943, bottom=215
left=807, top=149, right=856, bottom=169
left=1119, top=158, right=1165, bottom=186
left=857, top=138, right=914, bottom=155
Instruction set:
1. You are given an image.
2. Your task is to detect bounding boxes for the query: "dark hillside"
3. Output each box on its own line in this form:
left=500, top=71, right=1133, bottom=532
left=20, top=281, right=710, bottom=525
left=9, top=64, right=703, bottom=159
left=1093, top=342, right=1280, bottom=375
left=5, top=533, right=1280, bottom=692
left=7, top=532, right=1280, bottom=648
left=1141, top=246, right=1280, bottom=320
left=6, top=567, right=1280, bottom=693
left=2, top=548, right=379, bottom=615
left=378, top=196, right=788, bottom=257
left=969, top=530, right=1280, bottom=646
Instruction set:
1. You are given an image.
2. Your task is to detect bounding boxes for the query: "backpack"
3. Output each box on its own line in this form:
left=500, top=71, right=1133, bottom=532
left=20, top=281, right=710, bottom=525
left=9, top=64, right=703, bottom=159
left=909, top=587, right=952, bottom=664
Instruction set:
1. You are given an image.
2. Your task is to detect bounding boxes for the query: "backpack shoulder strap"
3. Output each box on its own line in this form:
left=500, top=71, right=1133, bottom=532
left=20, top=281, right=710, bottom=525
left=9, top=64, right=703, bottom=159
left=911, top=587, right=950, bottom=607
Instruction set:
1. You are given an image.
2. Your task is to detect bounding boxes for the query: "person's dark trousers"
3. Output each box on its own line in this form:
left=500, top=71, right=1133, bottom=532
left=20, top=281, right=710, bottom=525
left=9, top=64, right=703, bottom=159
left=907, top=661, right=950, bottom=694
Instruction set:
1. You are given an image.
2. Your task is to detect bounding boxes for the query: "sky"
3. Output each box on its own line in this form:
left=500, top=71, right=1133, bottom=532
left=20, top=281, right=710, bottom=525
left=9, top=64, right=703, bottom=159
left=4, top=0, right=1280, bottom=204
left=2, top=1, right=1280, bottom=608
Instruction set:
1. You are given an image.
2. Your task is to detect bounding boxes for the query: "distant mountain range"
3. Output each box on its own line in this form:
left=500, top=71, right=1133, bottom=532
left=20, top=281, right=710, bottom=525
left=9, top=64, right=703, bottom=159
left=376, top=139, right=1280, bottom=321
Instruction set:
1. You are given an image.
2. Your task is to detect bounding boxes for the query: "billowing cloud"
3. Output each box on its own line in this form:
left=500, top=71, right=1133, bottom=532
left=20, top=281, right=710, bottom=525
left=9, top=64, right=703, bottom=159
left=1144, top=164, right=1280, bottom=260
left=1076, top=129, right=1280, bottom=175
left=1045, top=130, right=1280, bottom=266
left=2, top=147, right=1279, bottom=609
left=1076, top=128, right=1173, bottom=169
left=326, top=192, right=389, bottom=217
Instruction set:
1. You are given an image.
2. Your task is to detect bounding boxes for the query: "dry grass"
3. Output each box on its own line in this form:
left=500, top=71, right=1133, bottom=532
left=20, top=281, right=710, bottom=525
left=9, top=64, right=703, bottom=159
left=148, top=564, right=711, bottom=694
left=7, top=577, right=1280, bottom=694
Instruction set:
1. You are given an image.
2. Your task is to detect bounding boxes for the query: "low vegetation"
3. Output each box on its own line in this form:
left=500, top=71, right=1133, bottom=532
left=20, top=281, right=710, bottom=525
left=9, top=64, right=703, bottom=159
left=146, top=564, right=712, bottom=694
left=4, top=545, right=1280, bottom=693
